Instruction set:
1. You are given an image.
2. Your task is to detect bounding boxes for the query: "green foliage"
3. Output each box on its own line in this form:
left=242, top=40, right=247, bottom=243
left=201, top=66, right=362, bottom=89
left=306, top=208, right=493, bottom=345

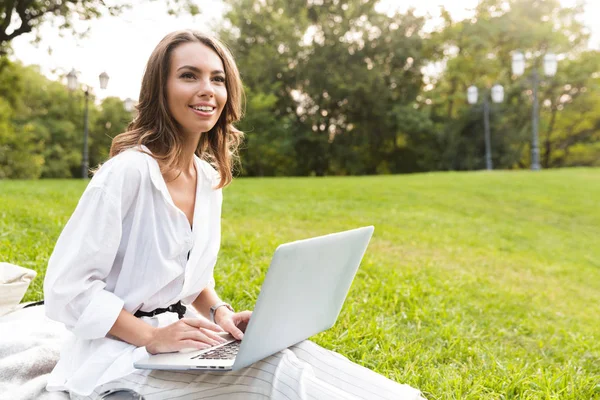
left=0, top=0, right=197, bottom=55
left=0, top=60, right=43, bottom=178
left=0, top=56, right=23, bottom=107
left=237, top=86, right=296, bottom=176
left=13, top=64, right=85, bottom=178
left=0, top=58, right=133, bottom=179
left=221, top=0, right=430, bottom=176
left=1, top=0, right=599, bottom=177
left=2, top=170, right=599, bottom=398
left=218, top=0, right=599, bottom=175
left=89, top=96, right=132, bottom=168
left=539, top=51, right=600, bottom=167
left=0, top=0, right=124, bottom=55
left=0, top=97, right=44, bottom=178
left=424, top=0, right=599, bottom=170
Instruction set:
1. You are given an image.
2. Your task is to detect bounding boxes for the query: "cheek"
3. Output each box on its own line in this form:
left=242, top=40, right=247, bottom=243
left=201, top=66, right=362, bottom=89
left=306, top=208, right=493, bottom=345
left=218, top=89, right=228, bottom=111
left=169, top=83, right=194, bottom=116
left=170, top=82, right=188, bottom=102
left=166, top=83, right=180, bottom=112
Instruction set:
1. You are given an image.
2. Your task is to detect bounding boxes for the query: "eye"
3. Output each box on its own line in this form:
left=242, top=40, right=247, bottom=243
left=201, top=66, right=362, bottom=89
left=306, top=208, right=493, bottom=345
left=180, top=72, right=196, bottom=80
left=213, top=76, right=226, bottom=83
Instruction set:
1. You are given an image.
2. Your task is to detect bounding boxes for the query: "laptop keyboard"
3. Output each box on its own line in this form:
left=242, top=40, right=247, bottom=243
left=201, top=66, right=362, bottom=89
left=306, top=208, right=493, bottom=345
left=190, top=341, right=240, bottom=360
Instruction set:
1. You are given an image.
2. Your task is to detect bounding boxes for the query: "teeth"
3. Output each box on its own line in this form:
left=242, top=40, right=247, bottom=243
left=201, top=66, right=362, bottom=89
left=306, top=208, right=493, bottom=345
left=192, top=105, right=214, bottom=112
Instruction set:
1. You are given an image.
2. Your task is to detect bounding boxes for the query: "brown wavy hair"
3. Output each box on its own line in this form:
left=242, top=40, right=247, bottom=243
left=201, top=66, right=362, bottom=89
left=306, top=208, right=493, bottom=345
left=109, top=30, right=244, bottom=188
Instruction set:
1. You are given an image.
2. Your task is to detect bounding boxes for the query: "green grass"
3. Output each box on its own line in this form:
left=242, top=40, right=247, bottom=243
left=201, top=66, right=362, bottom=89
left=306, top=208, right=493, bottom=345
left=1, top=168, right=599, bottom=399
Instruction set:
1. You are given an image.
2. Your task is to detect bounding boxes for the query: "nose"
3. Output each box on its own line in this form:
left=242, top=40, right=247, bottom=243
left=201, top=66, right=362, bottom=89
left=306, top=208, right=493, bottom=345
left=196, top=77, right=215, bottom=98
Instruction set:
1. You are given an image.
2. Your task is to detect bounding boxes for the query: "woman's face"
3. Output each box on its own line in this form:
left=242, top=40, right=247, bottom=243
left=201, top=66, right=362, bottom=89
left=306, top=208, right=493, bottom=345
left=166, top=42, right=228, bottom=137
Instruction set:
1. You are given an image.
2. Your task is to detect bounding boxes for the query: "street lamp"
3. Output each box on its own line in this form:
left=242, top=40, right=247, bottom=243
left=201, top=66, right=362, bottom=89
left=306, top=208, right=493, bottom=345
left=512, top=51, right=558, bottom=170
left=467, top=84, right=504, bottom=170
left=67, top=69, right=109, bottom=178
left=124, top=97, right=136, bottom=113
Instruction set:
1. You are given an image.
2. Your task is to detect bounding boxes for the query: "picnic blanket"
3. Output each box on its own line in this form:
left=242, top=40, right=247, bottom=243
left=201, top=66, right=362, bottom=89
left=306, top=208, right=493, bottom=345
left=1, top=307, right=426, bottom=400
left=0, top=264, right=425, bottom=400
left=0, top=305, right=69, bottom=400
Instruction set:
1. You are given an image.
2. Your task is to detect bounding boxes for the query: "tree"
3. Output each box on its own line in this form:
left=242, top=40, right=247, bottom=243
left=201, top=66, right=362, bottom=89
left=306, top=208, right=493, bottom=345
left=2, top=0, right=598, bottom=178
left=0, top=57, right=44, bottom=178
left=0, top=100, right=44, bottom=178
left=0, top=0, right=199, bottom=56
left=10, top=63, right=86, bottom=177
left=423, top=0, right=597, bottom=170
left=89, top=96, right=132, bottom=168
left=220, top=0, right=430, bottom=176
left=537, top=50, right=600, bottom=167
left=0, top=58, right=135, bottom=178
left=0, top=0, right=119, bottom=55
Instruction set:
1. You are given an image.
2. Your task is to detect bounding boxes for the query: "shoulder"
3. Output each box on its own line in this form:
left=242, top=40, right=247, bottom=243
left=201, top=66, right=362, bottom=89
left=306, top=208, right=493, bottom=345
left=107, top=147, right=152, bottom=170
left=95, top=148, right=151, bottom=179
left=89, top=147, right=153, bottom=197
left=197, top=158, right=222, bottom=189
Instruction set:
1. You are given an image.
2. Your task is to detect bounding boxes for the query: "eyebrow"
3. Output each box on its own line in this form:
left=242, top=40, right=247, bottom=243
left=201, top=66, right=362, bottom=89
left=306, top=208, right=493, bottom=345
left=177, top=65, right=225, bottom=75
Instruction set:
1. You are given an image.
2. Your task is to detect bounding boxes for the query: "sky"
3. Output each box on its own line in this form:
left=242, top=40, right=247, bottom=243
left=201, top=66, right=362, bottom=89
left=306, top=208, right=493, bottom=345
left=9, top=0, right=600, bottom=102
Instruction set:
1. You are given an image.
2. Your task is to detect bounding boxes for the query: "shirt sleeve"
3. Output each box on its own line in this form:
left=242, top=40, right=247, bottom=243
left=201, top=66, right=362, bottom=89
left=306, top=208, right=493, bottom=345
left=44, top=185, right=125, bottom=340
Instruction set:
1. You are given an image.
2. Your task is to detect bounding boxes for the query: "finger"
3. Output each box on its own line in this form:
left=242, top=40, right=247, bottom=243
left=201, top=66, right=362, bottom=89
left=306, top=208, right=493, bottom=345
left=182, top=318, right=224, bottom=332
left=181, top=330, right=221, bottom=347
left=179, top=340, right=210, bottom=351
left=232, top=311, right=252, bottom=332
left=233, top=310, right=253, bottom=324
left=200, top=328, right=228, bottom=343
left=221, top=320, right=244, bottom=340
left=181, top=318, right=224, bottom=332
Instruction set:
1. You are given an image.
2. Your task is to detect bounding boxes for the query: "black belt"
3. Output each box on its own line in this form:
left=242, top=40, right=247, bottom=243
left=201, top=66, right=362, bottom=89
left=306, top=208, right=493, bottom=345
left=134, top=301, right=187, bottom=319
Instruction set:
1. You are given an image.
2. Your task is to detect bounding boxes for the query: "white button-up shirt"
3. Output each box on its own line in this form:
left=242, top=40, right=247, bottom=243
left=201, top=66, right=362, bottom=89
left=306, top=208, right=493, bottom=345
left=43, top=145, right=222, bottom=396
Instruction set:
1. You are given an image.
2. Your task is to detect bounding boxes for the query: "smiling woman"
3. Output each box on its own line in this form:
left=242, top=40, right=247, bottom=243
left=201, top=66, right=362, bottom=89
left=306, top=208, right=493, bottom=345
left=109, top=30, right=244, bottom=189
left=41, top=30, right=424, bottom=400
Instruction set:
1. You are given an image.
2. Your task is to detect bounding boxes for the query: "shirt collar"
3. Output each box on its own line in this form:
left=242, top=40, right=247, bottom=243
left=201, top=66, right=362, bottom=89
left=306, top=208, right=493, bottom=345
left=137, top=144, right=214, bottom=205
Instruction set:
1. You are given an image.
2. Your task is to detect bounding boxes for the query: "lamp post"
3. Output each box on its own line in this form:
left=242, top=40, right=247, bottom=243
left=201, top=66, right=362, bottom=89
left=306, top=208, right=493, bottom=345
left=66, top=69, right=109, bottom=178
left=124, top=97, right=136, bottom=113
left=467, top=84, right=504, bottom=170
left=512, top=51, right=558, bottom=170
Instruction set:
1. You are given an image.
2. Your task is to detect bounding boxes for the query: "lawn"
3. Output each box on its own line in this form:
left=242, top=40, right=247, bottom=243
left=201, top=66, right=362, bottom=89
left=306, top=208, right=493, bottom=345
left=1, top=168, right=599, bottom=399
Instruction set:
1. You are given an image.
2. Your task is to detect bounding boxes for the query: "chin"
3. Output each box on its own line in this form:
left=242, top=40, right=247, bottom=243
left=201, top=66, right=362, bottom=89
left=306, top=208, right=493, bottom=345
left=187, top=123, right=217, bottom=135
left=200, top=124, right=218, bottom=133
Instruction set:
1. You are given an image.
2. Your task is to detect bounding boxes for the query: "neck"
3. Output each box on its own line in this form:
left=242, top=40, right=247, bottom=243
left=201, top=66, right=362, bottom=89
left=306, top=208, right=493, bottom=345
left=162, top=131, right=202, bottom=181
left=178, top=133, right=201, bottom=173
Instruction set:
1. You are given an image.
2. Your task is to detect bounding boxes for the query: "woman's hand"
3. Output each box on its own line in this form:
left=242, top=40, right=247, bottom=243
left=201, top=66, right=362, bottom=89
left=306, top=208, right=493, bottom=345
left=145, top=317, right=228, bottom=354
left=215, top=309, right=252, bottom=340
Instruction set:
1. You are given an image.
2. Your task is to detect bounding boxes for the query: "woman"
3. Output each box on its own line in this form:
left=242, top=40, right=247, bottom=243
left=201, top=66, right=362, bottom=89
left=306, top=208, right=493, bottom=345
left=44, top=30, right=424, bottom=400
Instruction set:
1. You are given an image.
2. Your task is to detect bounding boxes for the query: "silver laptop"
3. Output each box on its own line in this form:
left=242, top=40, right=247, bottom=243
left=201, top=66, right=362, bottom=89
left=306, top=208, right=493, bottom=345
left=134, top=226, right=374, bottom=371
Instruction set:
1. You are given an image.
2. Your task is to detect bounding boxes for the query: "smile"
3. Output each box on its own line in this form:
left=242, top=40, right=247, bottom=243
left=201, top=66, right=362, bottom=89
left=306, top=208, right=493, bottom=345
left=189, top=105, right=216, bottom=116
left=190, top=105, right=216, bottom=112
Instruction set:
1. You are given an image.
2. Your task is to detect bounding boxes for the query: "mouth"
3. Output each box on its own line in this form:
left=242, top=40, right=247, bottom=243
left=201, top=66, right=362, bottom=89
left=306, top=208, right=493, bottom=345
left=189, top=105, right=217, bottom=117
